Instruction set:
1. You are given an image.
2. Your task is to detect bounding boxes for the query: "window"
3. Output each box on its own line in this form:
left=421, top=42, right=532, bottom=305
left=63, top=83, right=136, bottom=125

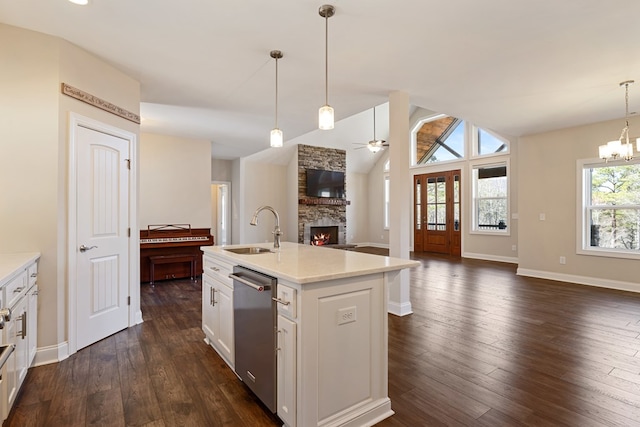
left=579, top=160, right=640, bottom=258
left=472, top=163, right=508, bottom=233
left=384, top=160, right=390, bottom=229
left=477, top=128, right=508, bottom=156
left=413, top=115, right=465, bottom=164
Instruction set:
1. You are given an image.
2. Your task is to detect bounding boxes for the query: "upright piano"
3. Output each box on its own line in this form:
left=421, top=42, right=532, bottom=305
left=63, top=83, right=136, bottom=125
left=140, top=224, right=214, bottom=284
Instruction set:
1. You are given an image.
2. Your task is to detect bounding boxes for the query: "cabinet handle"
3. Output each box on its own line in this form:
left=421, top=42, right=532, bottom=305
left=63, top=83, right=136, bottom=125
left=272, top=297, right=290, bottom=306
left=212, top=289, right=217, bottom=306
left=30, top=273, right=37, bottom=278
left=21, top=312, right=26, bottom=339
left=209, top=266, right=220, bottom=272
left=13, top=287, right=24, bottom=294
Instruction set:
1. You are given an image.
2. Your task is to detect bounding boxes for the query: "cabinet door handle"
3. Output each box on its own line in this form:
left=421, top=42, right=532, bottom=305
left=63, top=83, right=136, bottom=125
left=21, top=312, right=27, bottom=339
left=13, top=287, right=25, bottom=294
left=209, top=266, right=220, bottom=272
left=272, top=297, right=290, bottom=306
left=212, top=289, right=217, bottom=306
left=30, top=273, right=37, bottom=278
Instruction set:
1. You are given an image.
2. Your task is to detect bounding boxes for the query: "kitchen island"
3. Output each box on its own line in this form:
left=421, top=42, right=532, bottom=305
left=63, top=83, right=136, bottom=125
left=201, top=242, right=418, bottom=427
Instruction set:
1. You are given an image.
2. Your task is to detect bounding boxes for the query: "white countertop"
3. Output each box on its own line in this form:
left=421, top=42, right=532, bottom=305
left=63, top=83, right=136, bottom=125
left=201, top=242, right=419, bottom=284
left=0, top=252, right=40, bottom=286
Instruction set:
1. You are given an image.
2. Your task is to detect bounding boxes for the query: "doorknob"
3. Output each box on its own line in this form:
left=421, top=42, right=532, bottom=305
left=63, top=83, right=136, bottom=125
left=79, top=245, right=98, bottom=252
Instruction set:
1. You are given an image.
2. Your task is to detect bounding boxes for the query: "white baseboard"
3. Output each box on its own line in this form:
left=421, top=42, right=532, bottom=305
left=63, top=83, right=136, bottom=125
left=388, top=300, right=413, bottom=317
left=517, top=268, right=640, bottom=294
left=463, top=251, right=519, bottom=264
left=133, top=309, right=143, bottom=325
left=33, top=341, right=69, bottom=367
left=353, top=242, right=389, bottom=249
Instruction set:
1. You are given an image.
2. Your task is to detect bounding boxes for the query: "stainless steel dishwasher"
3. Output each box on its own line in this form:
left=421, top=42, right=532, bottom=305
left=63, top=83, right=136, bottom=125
left=229, top=265, right=277, bottom=413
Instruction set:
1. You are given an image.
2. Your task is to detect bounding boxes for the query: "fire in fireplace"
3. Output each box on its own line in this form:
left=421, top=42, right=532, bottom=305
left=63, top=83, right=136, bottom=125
left=310, top=226, right=339, bottom=246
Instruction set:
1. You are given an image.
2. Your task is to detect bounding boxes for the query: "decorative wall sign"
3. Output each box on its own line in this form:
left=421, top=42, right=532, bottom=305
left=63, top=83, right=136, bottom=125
left=61, top=83, right=140, bottom=124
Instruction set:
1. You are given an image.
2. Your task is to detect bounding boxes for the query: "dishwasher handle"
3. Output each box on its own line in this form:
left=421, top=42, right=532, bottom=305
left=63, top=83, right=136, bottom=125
left=229, top=273, right=271, bottom=292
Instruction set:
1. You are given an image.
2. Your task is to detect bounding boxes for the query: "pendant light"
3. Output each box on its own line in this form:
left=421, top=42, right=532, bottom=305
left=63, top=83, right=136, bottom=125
left=318, top=4, right=335, bottom=130
left=599, top=80, right=639, bottom=161
left=270, top=50, right=283, bottom=148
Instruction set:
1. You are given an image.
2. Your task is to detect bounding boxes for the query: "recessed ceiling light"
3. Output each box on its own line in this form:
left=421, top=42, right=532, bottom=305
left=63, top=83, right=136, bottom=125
left=68, top=0, right=89, bottom=5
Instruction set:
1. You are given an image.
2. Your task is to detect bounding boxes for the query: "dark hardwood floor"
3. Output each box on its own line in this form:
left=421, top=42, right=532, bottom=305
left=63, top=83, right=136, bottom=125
left=6, top=251, right=640, bottom=426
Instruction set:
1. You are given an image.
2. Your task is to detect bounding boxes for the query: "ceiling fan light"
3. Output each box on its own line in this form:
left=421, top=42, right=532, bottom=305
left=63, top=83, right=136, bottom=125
left=270, top=128, right=283, bottom=148
left=368, top=142, right=382, bottom=153
left=319, top=105, right=334, bottom=130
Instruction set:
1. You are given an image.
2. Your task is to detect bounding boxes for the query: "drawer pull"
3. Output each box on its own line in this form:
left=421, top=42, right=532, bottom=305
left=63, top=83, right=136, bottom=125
left=272, top=297, right=291, bottom=306
left=30, top=273, right=37, bottom=278
left=209, top=266, right=220, bottom=272
left=13, top=287, right=24, bottom=294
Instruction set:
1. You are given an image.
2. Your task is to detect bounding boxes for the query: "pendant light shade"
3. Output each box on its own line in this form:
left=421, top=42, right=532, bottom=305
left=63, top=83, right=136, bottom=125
left=270, top=128, right=283, bottom=148
left=318, top=5, right=335, bottom=130
left=270, top=50, right=283, bottom=148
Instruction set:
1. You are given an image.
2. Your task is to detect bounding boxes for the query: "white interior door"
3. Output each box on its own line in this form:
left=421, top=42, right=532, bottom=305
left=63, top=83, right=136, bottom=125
left=76, top=125, right=130, bottom=350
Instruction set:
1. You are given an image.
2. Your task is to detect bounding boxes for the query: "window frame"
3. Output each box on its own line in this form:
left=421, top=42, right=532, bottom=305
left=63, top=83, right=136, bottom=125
left=470, top=159, right=510, bottom=236
left=576, top=157, right=640, bottom=260
left=471, top=125, right=510, bottom=158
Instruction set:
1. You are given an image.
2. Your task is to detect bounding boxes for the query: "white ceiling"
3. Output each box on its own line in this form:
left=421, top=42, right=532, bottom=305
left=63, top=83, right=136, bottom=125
left=3, top=0, right=640, bottom=173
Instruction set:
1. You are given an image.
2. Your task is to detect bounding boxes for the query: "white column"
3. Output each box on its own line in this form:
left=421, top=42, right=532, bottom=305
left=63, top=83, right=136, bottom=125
left=387, top=91, right=412, bottom=316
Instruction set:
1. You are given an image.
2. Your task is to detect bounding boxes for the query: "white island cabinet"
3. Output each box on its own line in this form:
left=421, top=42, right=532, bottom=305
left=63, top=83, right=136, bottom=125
left=0, top=252, right=40, bottom=421
left=201, top=243, right=418, bottom=427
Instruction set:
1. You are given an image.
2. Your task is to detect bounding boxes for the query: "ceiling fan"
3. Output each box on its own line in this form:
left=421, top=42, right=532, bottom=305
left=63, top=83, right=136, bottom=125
left=354, top=107, right=389, bottom=153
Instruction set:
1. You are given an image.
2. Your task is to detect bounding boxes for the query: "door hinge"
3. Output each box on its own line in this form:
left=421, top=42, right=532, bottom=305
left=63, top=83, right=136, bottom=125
left=127, top=296, right=131, bottom=306
left=125, top=159, right=131, bottom=170
left=128, top=228, right=131, bottom=237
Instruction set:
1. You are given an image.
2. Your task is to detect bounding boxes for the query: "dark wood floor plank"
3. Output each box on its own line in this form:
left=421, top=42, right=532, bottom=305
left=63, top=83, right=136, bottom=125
left=6, top=249, right=640, bottom=426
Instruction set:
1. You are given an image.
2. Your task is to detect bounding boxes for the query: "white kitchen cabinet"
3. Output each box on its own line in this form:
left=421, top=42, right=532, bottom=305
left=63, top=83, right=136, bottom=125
left=201, top=243, right=418, bottom=427
left=27, top=284, right=38, bottom=367
left=202, top=255, right=234, bottom=368
left=0, top=253, right=39, bottom=422
left=277, top=314, right=296, bottom=427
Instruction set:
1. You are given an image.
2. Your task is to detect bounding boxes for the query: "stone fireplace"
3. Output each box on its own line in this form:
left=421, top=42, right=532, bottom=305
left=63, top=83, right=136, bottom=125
left=297, top=145, right=347, bottom=245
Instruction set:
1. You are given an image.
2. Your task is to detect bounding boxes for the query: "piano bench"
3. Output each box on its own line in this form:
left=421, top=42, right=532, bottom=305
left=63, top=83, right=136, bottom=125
left=149, top=254, right=196, bottom=286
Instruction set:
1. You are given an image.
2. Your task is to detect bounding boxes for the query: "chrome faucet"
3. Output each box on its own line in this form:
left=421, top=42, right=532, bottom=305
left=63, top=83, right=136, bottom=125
left=250, top=205, right=283, bottom=249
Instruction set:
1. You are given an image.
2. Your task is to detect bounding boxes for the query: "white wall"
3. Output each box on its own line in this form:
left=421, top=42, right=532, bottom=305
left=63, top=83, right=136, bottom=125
left=346, top=172, right=370, bottom=244
left=367, top=154, right=390, bottom=246
left=0, top=23, right=140, bottom=354
left=518, top=116, right=640, bottom=291
left=286, top=149, right=299, bottom=243
left=239, top=160, right=289, bottom=245
left=140, top=133, right=211, bottom=229
left=211, top=157, right=233, bottom=182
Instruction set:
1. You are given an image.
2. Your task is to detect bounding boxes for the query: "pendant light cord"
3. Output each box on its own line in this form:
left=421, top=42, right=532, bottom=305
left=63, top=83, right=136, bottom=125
left=324, top=13, right=329, bottom=106
left=275, top=56, right=279, bottom=129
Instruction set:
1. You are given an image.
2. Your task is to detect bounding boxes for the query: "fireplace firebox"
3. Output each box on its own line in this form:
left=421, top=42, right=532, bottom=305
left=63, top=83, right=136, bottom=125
left=310, top=226, right=339, bottom=246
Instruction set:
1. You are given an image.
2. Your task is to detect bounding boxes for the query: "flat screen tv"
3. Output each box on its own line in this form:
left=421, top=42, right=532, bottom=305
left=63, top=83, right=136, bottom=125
left=306, top=169, right=345, bottom=198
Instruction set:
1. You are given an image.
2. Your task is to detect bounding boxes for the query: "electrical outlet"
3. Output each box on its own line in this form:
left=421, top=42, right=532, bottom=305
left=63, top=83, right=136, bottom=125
left=512, top=245, right=517, bottom=251
left=539, top=213, right=546, bottom=221
left=560, top=256, right=566, bottom=265
left=337, top=306, right=357, bottom=325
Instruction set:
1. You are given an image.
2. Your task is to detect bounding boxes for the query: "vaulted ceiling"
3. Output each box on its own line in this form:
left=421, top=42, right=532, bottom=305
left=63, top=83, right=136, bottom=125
left=3, top=0, right=640, bottom=173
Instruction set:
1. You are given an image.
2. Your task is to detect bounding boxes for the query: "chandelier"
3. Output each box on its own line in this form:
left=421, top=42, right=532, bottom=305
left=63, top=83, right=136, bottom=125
left=599, top=80, right=640, bottom=161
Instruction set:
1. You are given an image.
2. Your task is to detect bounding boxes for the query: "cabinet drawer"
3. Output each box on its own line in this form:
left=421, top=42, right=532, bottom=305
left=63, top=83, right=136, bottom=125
left=4, top=270, right=27, bottom=309
left=27, top=263, right=38, bottom=287
left=203, top=256, right=233, bottom=286
left=275, top=284, right=297, bottom=319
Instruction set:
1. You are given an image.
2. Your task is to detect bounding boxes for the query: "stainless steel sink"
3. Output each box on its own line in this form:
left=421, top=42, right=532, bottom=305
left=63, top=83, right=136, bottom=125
left=223, top=247, right=273, bottom=255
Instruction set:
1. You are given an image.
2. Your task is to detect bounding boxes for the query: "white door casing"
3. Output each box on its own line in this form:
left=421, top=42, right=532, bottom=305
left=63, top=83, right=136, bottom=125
left=68, top=114, right=139, bottom=356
